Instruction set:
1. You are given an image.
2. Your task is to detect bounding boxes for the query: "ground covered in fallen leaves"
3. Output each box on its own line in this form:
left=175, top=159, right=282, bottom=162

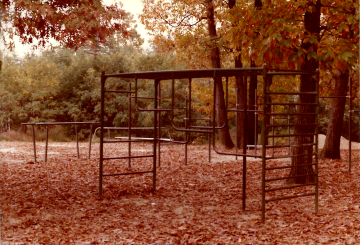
left=0, top=141, right=359, bottom=244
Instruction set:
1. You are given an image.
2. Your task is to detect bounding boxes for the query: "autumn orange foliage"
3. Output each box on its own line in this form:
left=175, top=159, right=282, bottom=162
left=1, top=141, right=358, bottom=244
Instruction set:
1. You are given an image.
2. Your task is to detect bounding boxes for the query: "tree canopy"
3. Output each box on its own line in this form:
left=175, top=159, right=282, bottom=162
left=1, top=0, right=134, bottom=50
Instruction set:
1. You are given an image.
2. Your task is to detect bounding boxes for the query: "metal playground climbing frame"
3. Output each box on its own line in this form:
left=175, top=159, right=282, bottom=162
left=99, top=65, right=320, bottom=223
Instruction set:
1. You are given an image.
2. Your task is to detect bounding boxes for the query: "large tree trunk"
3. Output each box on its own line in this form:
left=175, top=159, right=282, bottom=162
left=320, top=69, right=349, bottom=159
left=206, top=0, right=234, bottom=148
left=289, top=0, right=321, bottom=184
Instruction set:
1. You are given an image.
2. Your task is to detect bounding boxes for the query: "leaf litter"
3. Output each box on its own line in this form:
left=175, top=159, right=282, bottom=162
left=0, top=141, right=359, bottom=244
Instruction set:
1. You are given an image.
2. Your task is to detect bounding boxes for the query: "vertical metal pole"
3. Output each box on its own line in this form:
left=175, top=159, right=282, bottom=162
left=32, top=124, right=37, bottom=163
left=242, top=74, right=248, bottom=211
left=208, top=116, right=211, bottom=162
left=315, top=70, right=319, bottom=213
left=226, top=76, right=229, bottom=109
left=45, top=125, right=49, bottom=162
left=153, top=79, right=159, bottom=190
left=255, top=89, right=258, bottom=156
left=187, top=78, right=192, bottom=165
left=212, top=74, right=216, bottom=152
left=288, top=115, right=291, bottom=154
left=261, top=64, right=268, bottom=223
left=135, top=75, right=138, bottom=107
left=75, top=125, right=79, bottom=159
left=185, top=98, right=188, bottom=166
left=235, top=88, right=238, bottom=160
left=128, top=82, right=132, bottom=168
left=158, top=81, right=161, bottom=167
left=271, top=105, right=274, bottom=157
left=349, top=77, right=352, bottom=172
left=88, top=124, right=93, bottom=159
left=99, top=71, right=105, bottom=198
left=171, top=75, right=175, bottom=126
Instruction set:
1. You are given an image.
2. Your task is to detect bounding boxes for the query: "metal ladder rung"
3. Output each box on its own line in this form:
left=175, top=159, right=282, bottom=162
left=265, top=143, right=316, bottom=149
left=265, top=173, right=317, bottom=182
left=265, top=192, right=316, bottom=202
left=266, top=123, right=317, bottom=128
left=265, top=163, right=317, bottom=170
left=265, top=183, right=317, bottom=192
left=266, top=153, right=317, bottom=160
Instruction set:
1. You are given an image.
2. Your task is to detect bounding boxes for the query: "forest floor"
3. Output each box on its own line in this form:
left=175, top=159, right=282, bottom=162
left=0, top=140, right=359, bottom=244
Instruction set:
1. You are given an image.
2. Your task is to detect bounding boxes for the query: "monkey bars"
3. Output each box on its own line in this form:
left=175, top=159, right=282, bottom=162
left=100, top=65, right=320, bottom=223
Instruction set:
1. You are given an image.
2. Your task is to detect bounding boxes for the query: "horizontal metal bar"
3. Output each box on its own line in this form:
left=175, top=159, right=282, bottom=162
left=227, top=109, right=263, bottom=113
left=104, top=90, right=135, bottom=93
left=189, top=125, right=230, bottom=130
left=103, top=155, right=154, bottom=160
left=103, top=170, right=154, bottom=177
left=104, top=68, right=264, bottom=80
left=266, top=123, right=317, bottom=128
left=267, top=71, right=317, bottom=75
left=266, top=153, right=317, bottom=160
left=22, top=122, right=100, bottom=126
left=265, top=163, right=317, bottom=170
left=267, top=103, right=317, bottom=106
left=266, top=92, right=317, bottom=95
left=115, top=137, right=172, bottom=142
left=267, top=113, right=317, bottom=116
left=187, top=118, right=211, bottom=121
left=266, top=133, right=316, bottom=138
left=265, top=192, right=316, bottom=202
left=190, top=126, right=212, bottom=129
left=265, top=173, right=317, bottom=182
left=265, top=183, right=316, bottom=192
left=103, top=139, right=154, bottom=143
left=100, top=127, right=165, bottom=130
left=213, top=147, right=262, bottom=158
left=172, top=128, right=212, bottom=133
left=268, top=68, right=317, bottom=73
left=265, top=143, right=316, bottom=149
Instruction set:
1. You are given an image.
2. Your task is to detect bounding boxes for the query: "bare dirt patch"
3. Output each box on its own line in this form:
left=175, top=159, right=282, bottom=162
left=0, top=141, right=359, bottom=244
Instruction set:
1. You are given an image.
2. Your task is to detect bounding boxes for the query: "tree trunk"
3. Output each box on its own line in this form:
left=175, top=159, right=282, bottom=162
left=289, top=0, right=321, bottom=184
left=320, top=69, right=349, bottom=159
left=206, top=0, right=234, bottom=148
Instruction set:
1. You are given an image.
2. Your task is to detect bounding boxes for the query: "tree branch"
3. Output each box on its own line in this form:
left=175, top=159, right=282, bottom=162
left=159, top=13, right=206, bottom=28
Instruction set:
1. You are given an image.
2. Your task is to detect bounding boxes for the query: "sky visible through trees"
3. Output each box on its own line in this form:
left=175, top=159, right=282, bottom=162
left=2, top=0, right=151, bottom=57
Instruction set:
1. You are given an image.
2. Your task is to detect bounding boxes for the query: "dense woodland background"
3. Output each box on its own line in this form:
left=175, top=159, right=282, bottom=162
left=0, top=43, right=358, bottom=143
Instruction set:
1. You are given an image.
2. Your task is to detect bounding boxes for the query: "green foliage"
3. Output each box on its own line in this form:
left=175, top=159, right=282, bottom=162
left=0, top=45, right=190, bottom=140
